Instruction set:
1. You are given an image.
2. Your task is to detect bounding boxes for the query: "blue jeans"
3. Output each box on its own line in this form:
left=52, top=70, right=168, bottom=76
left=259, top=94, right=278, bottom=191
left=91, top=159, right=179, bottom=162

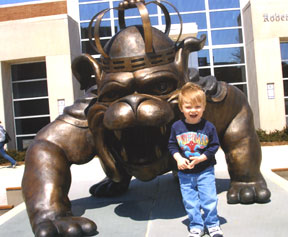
left=0, top=142, right=16, bottom=165
left=178, top=166, right=219, bottom=231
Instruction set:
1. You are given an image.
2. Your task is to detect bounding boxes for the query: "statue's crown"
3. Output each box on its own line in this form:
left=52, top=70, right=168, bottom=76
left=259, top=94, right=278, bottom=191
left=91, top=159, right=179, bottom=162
left=88, top=0, right=183, bottom=72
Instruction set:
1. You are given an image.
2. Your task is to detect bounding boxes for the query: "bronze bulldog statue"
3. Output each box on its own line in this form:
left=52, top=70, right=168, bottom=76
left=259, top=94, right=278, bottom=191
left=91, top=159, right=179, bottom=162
left=22, top=1, right=270, bottom=236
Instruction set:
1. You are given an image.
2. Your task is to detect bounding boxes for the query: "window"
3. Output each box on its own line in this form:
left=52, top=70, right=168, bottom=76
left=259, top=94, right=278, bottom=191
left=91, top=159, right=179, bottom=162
left=214, top=65, right=246, bottom=83
left=213, top=47, right=244, bottom=65
left=80, top=22, right=113, bottom=39
left=198, top=49, right=210, bottom=66
left=11, top=62, right=50, bottom=150
left=280, top=42, right=288, bottom=125
left=210, top=10, right=241, bottom=28
left=181, top=13, right=207, bottom=29
left=208, top=0, right=240, bottom=10
left=0, top=0, right=39, bottom=5
left=211, top=29, right=243, bottom=45
left=79, top=2, right=110, bottom=21
left=199, top=68, right=211, bottom=77
left=113, top=1, right=157, bottom=16
left=79, top=0, right=101, bottom=2
left=165, top=0, right=205, bottom=12
left=82, top=39, right=110, bottom=55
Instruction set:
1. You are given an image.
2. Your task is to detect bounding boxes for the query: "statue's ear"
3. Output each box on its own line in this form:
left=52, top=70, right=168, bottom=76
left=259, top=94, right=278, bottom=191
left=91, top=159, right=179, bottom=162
left=182, top=34, right=206, bottom=53
left=175, top=35, right=206, bottom=77
left=72, top=54, right=102, bottom=90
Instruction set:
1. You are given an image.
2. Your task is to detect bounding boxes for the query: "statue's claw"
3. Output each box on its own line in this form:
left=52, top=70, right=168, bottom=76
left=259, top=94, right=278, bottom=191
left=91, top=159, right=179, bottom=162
left=89, top=176, right=131, bottom=197
left=34, top=217, right=97, bottom=237
left=227, top=181, right=271, bottom=204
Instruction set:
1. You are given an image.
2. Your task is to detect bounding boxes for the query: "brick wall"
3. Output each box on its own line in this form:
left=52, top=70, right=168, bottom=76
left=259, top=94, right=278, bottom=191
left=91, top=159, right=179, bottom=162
left=0, top=1, right=67, bottom=22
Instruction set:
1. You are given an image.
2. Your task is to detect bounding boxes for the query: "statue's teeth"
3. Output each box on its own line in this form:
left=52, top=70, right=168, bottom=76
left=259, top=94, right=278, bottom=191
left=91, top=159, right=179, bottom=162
left=160, top=125, right=166, bottom=135
left=114, top=130, right=122, bottom=140
left=155, top=145, right=162, bottom=158
left=121, top=147, right=128, bottom=162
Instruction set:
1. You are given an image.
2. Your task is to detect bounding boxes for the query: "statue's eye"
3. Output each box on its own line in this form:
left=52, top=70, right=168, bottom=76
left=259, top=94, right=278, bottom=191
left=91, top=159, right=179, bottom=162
left=158, top=81, right=168, bottom=92
left=98, top=85, right=130, bottom=102
left=148, top=79, right=177, bottom=95
left=99, top=91, right=119, bottom=102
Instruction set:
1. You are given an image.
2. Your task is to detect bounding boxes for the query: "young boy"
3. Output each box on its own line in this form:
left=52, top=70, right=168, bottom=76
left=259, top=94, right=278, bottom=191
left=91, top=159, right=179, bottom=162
left=168, top=82, right=223, bottom=237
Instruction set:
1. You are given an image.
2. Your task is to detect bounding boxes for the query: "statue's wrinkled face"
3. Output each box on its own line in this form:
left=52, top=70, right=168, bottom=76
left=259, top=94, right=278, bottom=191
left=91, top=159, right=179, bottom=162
left=87, top=62, right=183, bottom=181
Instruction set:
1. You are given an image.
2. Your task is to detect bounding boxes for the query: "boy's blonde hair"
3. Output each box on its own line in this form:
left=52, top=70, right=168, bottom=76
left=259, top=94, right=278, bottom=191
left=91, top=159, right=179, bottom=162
left=178, top=82, right=206, bottom=110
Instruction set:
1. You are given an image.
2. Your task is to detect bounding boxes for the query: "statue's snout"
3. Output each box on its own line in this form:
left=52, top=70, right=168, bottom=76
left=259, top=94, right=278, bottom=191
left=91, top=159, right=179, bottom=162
left=103, top=94, right=174, bottom=129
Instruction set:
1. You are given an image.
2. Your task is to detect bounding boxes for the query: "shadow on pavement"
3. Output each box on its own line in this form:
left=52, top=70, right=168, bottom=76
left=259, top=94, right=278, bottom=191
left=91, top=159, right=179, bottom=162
left=71, top=173, right=230, bottom=223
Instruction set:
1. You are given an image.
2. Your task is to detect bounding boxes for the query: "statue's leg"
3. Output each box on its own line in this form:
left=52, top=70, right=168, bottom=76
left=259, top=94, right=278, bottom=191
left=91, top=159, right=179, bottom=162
left=221, top=107, right=271, bottom=204
left=89, top=176, right=131, bottom=197
left=22, top=140, right=97, bottom=237
left=89, top=165, right=132, bottom=197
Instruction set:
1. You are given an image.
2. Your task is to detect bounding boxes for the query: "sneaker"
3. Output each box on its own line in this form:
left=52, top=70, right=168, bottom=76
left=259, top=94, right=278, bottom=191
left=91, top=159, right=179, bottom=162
left=188, top=228, right=204, bottom=237
left=208, top=226, right=223, bottom=237
left=7, top=163, right=17, bottom=168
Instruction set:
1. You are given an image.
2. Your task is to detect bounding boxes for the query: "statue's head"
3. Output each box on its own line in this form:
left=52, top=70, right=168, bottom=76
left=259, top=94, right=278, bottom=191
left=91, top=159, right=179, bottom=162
left=102, top=25, right=175, bottom=72
left=72, top=0, right=206, bottom=181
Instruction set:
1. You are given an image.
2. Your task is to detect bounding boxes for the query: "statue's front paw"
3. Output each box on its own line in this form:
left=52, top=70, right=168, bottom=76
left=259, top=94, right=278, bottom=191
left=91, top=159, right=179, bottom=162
left=227, top=181, right=271, bottom=204
left=34, top=216, right=97, bottom=237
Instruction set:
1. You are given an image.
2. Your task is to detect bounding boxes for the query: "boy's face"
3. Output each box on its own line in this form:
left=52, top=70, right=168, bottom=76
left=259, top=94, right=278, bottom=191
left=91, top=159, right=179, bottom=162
left=180, top=100, right=205, bottom=124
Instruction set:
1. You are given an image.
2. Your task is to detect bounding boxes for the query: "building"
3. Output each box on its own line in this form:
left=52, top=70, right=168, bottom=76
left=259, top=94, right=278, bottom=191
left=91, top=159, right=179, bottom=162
left=0, top=0, right=82, bottom=150
left=242, top=0, right=287, bottom=132
left=0, top=0, right=287, bottom=151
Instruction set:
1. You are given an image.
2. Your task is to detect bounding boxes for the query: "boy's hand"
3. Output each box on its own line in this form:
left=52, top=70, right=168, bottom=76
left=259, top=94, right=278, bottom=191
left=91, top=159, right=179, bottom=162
left=177, top=157, right=191, bottom=170
left=188, top=154, right=207, bottom=169
left=173, top=153, right=190, bottom=170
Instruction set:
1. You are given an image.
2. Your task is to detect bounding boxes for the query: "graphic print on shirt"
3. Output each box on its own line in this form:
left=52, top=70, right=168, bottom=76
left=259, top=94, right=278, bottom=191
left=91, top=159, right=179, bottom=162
left=176, top=131, right=208, bottom=158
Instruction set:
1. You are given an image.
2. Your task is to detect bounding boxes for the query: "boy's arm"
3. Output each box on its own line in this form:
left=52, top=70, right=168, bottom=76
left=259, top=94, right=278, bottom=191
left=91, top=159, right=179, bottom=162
left=188, top=154, right=207, bottom=169
left=173, top=152, right=190, bottom=170
left=168, top=125, right=190, bottom=170
left=203, top=125, right=220, bottom=159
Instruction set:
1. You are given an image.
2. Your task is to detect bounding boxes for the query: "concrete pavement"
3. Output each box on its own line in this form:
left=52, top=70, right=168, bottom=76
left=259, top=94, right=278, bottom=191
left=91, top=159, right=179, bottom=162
left=0, top=146, right=287, bottom=236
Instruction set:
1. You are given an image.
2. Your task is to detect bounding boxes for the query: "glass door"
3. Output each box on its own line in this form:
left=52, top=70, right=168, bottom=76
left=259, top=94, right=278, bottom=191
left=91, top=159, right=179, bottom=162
left=280, top=42, right=288, bottom=125
left=11, top=62, right=50, bottom=150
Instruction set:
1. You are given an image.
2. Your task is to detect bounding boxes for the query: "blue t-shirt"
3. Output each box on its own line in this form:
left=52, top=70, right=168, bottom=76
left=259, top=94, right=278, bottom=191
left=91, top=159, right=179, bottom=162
left=168, top=118, right=220, bottom=173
